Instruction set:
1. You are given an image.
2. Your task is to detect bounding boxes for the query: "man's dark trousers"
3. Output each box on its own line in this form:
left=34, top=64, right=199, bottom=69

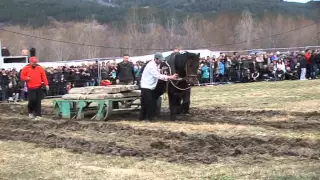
left=28, top=87, right=43, bottom=116
left=139, top=88, right=156, bottom=121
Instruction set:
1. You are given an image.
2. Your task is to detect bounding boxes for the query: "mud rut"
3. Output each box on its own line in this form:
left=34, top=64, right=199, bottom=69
left=0, top=104, right=319, bottom=164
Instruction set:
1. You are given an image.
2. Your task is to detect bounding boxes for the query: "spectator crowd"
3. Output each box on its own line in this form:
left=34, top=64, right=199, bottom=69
left=1, top=47, right=320, bottom=102
left=199, top=49, right=320, bottom=84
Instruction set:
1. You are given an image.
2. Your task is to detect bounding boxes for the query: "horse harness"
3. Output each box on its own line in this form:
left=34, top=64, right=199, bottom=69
left=159, top=55, right=196, bottom=91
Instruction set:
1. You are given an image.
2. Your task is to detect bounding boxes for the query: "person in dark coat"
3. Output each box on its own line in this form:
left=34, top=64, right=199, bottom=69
left=316, top=50, right=320, bottom=76
left=298, top=52, right=307, bottom=80
left=0, top=70, right=9, bottom=101
left=46, top=69, right=55, bottom=96
left=310, top=50, right=317, bottom=79
left=1, top=47, right=10, bottom=56
left=116, top=54, right=135, bottom=85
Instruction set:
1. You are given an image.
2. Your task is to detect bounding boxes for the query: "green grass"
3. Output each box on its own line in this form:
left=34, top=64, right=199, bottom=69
left=189, top=80, right=320, bottom=112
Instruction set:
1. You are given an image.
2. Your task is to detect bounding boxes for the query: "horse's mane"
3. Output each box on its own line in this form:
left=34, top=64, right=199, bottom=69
left=164, top=51, right=199, bottom=78
left=174, top=52, right=188, bottom=77
left=175, top=52, right=200, bottom=77
left=156, top=52, right=199, bottom=93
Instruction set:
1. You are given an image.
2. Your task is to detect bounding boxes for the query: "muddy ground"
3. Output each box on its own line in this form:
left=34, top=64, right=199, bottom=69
left=0, top=103, right=319, bottom=164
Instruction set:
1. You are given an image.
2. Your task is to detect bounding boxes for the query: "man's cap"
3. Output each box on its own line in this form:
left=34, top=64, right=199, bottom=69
left=154, top=52, right=164, bottom=61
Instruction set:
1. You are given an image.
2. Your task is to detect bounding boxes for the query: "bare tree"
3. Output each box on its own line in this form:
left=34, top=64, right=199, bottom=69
left=235, top=10, right=256, bottom=49
left=50, top=26, right=71, bottom=61
left=0, top=13, right=318, bottom=61
left=166, top=13, right=178, bottom=49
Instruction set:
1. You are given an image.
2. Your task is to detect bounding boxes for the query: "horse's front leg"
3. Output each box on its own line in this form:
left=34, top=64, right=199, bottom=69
left=175, top=95, right=182, bottom=116
left=168, top=93, right=182, bottom=121
left=168, top=93, right=176, bottom=121
left=181, top=89, right=191, bottom=114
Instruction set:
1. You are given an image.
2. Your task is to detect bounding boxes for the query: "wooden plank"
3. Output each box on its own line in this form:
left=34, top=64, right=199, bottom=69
left=68, top=85, right=138, bottom=94
left=112, top=107, right=140, bottom=112
left=62, top=90, right=141, bottom=100
left=54, top=97, right=139, bottom=102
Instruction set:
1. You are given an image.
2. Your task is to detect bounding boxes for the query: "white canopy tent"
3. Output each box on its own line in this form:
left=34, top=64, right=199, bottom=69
left=38, top=57, right=118, bottom=68
left=0, top=47, right=220, bottom=69
left=114, top=49, right=220, bottom=63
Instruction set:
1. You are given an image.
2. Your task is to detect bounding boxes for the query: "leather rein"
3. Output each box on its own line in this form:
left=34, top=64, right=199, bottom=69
left=160, top=60, right=198, bottom=91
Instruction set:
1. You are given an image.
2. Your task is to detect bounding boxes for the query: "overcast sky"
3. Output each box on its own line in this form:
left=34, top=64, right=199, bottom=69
left=284, top=0, right=310, bottom=3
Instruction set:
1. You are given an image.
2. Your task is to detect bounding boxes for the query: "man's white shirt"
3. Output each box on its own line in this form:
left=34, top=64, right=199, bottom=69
left=140, top=60, right=168, bottom=90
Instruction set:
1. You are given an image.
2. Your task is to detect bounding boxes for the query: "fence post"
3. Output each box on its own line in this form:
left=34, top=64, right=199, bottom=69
left=97, top=59, right=101, bottom=85
left=209, top=51, right=213, bottom=84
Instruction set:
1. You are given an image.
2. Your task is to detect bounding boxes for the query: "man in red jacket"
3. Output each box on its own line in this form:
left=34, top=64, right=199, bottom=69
left=20, top=48, right=49, bottom=120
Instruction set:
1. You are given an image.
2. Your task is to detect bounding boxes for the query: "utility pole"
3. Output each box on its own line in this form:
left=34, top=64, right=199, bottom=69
left=317, top=23, right=320, bottom=45
left=209, top=51, right=213, bottom=84
left=133, top=0, right=137, bottom=55
left=133, top=0, right=136, bottom=28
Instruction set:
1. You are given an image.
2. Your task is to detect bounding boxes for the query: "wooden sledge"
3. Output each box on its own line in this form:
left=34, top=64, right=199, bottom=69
left=53, top=85, right=162, bottom=121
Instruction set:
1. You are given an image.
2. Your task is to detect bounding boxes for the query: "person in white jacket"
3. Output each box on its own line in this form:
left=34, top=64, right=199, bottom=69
left=139, top=52, right=178, bottom=122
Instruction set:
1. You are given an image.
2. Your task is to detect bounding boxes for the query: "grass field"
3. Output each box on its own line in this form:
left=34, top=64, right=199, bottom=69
left=0, top=80, right=319, bottom=180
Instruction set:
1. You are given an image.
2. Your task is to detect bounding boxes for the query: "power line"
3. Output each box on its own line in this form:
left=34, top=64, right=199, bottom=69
left=203, top=20, right=319, bottom=49
left=0, top=28, right=167, bottom=51
left=0, top=20, right=319, bottom=51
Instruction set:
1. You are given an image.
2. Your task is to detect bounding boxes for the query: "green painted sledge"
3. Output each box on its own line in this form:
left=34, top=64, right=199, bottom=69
left=53, top=97, right=162, bottom=121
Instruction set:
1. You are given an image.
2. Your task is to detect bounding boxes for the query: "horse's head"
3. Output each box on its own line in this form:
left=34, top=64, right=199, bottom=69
left=175, top=52, right=200, bottom=85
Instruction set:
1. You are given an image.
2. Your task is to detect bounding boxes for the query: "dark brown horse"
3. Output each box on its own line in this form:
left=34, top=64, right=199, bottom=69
left=154, top=52, right=200, bottom=120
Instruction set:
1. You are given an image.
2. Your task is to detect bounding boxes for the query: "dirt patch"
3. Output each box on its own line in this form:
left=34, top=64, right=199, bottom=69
left=184, top=108, right=320, bottom=130
left=0, top=116, right=319, bottom=164
left=3, top=103, right=320, bottom=130
left=0, top=103, right=320, bottom=164
left=150, top=141, right=170, bottom=149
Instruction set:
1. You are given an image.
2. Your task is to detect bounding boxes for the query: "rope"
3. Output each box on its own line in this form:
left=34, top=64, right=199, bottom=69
left=169, top=80, right=191, bottom=91
left=163, top=61, right=192, bottom=91
left=76, top=87, right=95, bottom=100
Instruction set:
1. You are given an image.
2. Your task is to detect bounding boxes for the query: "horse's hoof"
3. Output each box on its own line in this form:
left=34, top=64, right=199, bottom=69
left=182, top=113, right=191, bottom=117
left=170, top=117, right=177, bottom=121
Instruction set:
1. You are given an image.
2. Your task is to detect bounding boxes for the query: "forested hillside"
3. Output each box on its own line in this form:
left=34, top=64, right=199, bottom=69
left=112, top=0, right=315, bottom=14
left=0, top=0, right=319, bottom=61
left=0, top=0, right=126, bottom=26
left=0, top=0, right=318, bottom=27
